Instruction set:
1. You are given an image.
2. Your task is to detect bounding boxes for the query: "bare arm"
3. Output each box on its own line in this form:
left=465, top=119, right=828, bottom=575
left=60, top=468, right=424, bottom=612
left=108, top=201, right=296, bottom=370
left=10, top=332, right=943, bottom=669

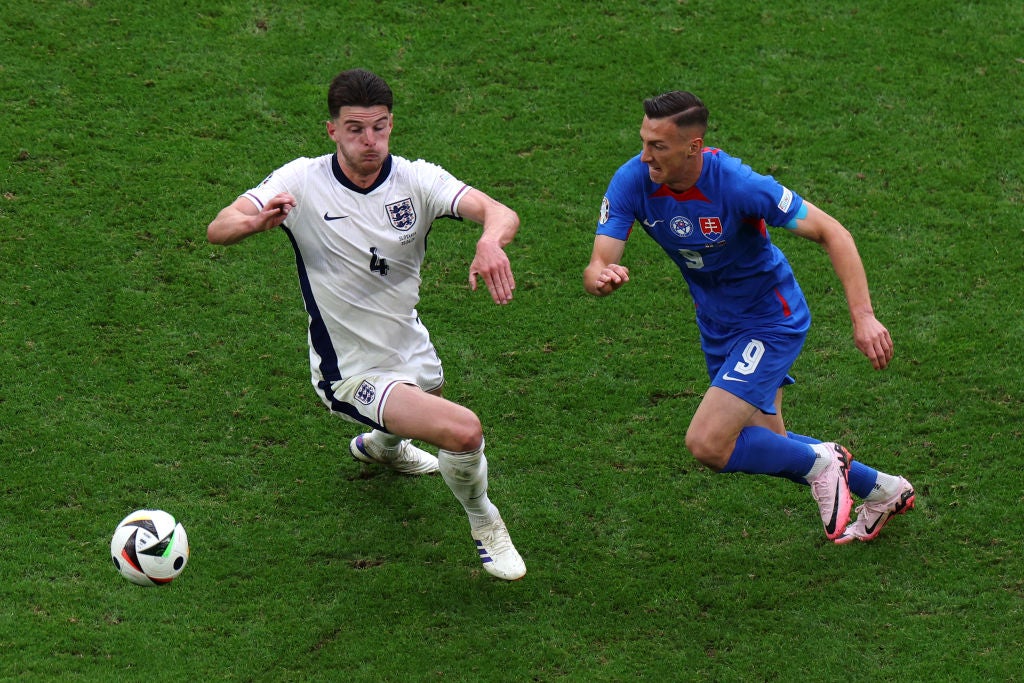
left=583, top=234, right=630, bottom=296
left=790, top=201, right=894, bottom=370
left=207, top=193, right=296, bottom=246
left=457, top=188, right=520, bottom=305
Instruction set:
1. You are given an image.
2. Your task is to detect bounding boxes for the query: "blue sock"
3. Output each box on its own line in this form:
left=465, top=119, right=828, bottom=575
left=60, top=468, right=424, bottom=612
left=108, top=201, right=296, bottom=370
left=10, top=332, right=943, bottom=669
left=787, top=431, right=820, bottom=445
left=787, top=431, right=878, bottom=498
left=847, top=461, right=878, bottom=499
left=720, top=426, right=816, bottom=478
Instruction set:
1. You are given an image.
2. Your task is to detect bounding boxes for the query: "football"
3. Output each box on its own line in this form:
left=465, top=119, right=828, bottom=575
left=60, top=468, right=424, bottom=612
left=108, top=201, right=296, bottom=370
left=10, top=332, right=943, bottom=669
left=110, top=509, right=190, bottom=586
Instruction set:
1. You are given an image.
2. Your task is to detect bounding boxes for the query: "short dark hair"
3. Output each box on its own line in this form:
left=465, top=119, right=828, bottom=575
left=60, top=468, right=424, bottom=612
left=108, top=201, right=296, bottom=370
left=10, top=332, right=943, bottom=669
left=327, top=69, right=394, bottom=119
left=642, top=91, right=708, bottom=132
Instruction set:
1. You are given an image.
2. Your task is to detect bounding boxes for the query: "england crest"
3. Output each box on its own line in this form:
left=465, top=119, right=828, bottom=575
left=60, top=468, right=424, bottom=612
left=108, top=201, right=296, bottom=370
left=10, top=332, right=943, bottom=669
left=355, top=380, right=376, bottom=405
left=386, top=198, right=416, bottom=231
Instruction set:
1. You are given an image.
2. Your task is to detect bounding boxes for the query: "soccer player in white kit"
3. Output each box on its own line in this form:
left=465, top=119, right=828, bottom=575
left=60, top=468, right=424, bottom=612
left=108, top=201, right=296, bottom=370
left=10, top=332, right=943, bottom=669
left=207, top=69, right=525, bottom=580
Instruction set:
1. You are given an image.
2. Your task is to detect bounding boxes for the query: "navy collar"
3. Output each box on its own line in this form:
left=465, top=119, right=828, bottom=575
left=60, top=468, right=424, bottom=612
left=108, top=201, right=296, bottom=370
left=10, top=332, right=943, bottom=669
left=331, top=153, right=392, bottom=194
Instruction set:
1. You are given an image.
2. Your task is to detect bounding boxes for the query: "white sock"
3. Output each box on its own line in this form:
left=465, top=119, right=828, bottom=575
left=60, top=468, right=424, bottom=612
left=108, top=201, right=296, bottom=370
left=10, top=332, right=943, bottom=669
left=366, top=429, right=403, bottom=452
left=805, top=443, right=832, bottom=478
left=866, top=471, right=901, bottom=502
left=438, top=438, right=498, bottom=529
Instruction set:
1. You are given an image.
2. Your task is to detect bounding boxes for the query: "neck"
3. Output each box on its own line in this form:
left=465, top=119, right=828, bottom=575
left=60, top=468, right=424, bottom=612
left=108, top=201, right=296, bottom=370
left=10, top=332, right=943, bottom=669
left=332, top=154, right=391, bottom=194
left=667, top=154, right=703, bottom=193
left=339, top=163, right=381, bottom=189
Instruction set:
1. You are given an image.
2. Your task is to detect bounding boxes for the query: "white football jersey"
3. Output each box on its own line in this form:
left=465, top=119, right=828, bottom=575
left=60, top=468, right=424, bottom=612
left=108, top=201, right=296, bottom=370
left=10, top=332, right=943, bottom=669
left=243, top=153, right=471, bottom=387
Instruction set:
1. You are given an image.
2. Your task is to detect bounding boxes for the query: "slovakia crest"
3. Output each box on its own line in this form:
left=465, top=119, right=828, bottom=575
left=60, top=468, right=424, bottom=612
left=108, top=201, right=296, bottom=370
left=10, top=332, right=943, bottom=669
left=699, top=217, right=723, bottom=241
left=386, top=198, right=416, bottom=231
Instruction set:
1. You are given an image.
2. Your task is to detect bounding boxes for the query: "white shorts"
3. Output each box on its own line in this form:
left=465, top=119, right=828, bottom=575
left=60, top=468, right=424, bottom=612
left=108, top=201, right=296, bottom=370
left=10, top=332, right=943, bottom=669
left=313, top=351, right=444, bottom=431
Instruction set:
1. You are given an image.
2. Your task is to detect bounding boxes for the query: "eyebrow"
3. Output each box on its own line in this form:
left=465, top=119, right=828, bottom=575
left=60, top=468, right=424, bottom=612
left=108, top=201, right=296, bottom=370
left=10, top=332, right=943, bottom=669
left=640, top=132, right=666, bottom=144
left=342, top=114, right=390, bottom=127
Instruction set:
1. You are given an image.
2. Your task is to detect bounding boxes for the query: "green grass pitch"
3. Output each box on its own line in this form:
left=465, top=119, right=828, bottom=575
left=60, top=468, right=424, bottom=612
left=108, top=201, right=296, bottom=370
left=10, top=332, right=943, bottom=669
left=2, top=1, right=1022, bottom=679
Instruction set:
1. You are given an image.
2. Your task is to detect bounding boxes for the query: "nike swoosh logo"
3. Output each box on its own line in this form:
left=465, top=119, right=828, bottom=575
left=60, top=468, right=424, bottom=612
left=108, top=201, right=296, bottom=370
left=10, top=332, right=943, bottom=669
left=323, top=212, right=349, bottom=221
left=721, top=372, right=748, bottom=383
left=826, top=450, right=851, bottom=535
left=863, top=514, right=883, bottom=536
left=642, top=219, right=664, bottom=228
left=826, top=484, right=840, bottom=534
left=863, top=488, right=915, bottom=535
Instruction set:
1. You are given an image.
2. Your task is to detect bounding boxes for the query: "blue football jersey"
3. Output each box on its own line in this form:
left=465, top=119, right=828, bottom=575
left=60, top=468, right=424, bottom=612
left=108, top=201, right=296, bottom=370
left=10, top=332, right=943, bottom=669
left=598, top=147, right=811, bottom=331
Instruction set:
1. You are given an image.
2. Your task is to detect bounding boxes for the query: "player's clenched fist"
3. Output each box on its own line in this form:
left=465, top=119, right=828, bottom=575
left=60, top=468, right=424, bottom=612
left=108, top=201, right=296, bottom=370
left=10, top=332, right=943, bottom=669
left=593, top=264, right=630, bottom=296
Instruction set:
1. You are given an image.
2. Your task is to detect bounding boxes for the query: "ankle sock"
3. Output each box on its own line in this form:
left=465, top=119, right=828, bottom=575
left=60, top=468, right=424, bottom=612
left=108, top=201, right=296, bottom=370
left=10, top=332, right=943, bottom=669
left=367, top=429, right=403, bottom=451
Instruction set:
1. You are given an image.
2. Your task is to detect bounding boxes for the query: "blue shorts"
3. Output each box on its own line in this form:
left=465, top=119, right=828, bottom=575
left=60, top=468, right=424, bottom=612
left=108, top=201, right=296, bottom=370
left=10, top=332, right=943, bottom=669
left=698, top=319, right=806, bottom=415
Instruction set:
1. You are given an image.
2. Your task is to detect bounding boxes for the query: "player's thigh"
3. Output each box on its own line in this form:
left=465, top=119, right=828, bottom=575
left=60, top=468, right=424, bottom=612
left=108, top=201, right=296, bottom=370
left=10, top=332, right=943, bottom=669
left=382, top=383, right=482, bottom=452
left=747, top=388, right=787, bottom=435
left=316, top=344, right=446, bottom=430
left=687, top=387, right=760, bottom=456
left=688, top=387, right=786, bottom=444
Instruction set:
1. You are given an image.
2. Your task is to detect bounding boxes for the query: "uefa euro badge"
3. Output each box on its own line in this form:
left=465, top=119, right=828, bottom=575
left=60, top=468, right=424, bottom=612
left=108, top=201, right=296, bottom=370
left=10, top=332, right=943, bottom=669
left=386, top=198, right=417, bottom=231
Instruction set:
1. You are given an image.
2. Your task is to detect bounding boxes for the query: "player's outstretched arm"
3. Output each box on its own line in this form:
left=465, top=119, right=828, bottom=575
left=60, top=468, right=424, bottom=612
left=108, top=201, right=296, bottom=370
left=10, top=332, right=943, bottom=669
left=790, top=201, right=894, bottom=370
left=207, top=193, right=296, bottom=246
left=584, top=235, right=630, bottom=296
left=459, top=189, right=520, bottom=305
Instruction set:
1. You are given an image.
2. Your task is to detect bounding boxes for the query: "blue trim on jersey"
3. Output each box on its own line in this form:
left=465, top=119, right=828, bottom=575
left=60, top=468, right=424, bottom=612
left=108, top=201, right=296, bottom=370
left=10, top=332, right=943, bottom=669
left=283, top=224, right=379, bottom=431
left=281, top=225, right=343, bottom=384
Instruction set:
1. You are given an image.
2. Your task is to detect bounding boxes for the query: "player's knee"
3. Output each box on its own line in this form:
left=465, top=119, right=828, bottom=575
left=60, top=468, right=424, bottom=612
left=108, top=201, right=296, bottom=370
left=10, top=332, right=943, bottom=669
left=442, top=410, right=483, bottom=453
left=685, top=429, right=730, bottom=472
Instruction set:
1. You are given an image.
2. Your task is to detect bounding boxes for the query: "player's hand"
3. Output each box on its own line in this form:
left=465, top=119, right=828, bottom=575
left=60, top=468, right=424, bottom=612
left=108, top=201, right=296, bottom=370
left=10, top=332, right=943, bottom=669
left=853, top=313, right=894, bottom=370
left=256, top=193, right=296, bottom=232
left=470, top=239, right=516, bottom=305
left=208, top=193, right=297, bottom=246
left=594, top=264, right=630, bottom=295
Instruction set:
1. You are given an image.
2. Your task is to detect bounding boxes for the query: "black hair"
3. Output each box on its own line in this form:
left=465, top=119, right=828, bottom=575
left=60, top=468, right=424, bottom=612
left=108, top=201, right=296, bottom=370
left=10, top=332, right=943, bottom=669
left=642, top=91, right=709, bottom=131
left=327, top=69, right=394, bottom=119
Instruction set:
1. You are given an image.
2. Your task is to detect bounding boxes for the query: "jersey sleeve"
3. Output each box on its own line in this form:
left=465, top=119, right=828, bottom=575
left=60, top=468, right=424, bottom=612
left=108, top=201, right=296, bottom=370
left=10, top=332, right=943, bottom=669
left=242, top=157, right=310, bottom=210
left=596, top=156, right=643, bottom=240
left=765, top=183, right=804, bottom=229
left=408, top=159, right=470, bottom=220
left=729, top=159, right=805, bottom=228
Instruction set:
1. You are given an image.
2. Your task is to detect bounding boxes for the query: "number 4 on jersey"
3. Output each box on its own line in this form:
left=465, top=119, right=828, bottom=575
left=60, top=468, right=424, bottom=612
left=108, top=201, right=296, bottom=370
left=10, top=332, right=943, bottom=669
left=369, top=247, right=389, bottom=276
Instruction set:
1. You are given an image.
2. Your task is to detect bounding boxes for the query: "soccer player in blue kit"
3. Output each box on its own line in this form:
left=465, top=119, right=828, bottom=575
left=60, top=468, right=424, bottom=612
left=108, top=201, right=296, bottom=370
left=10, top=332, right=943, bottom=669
left=584, top=91, right=915, bottom=543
